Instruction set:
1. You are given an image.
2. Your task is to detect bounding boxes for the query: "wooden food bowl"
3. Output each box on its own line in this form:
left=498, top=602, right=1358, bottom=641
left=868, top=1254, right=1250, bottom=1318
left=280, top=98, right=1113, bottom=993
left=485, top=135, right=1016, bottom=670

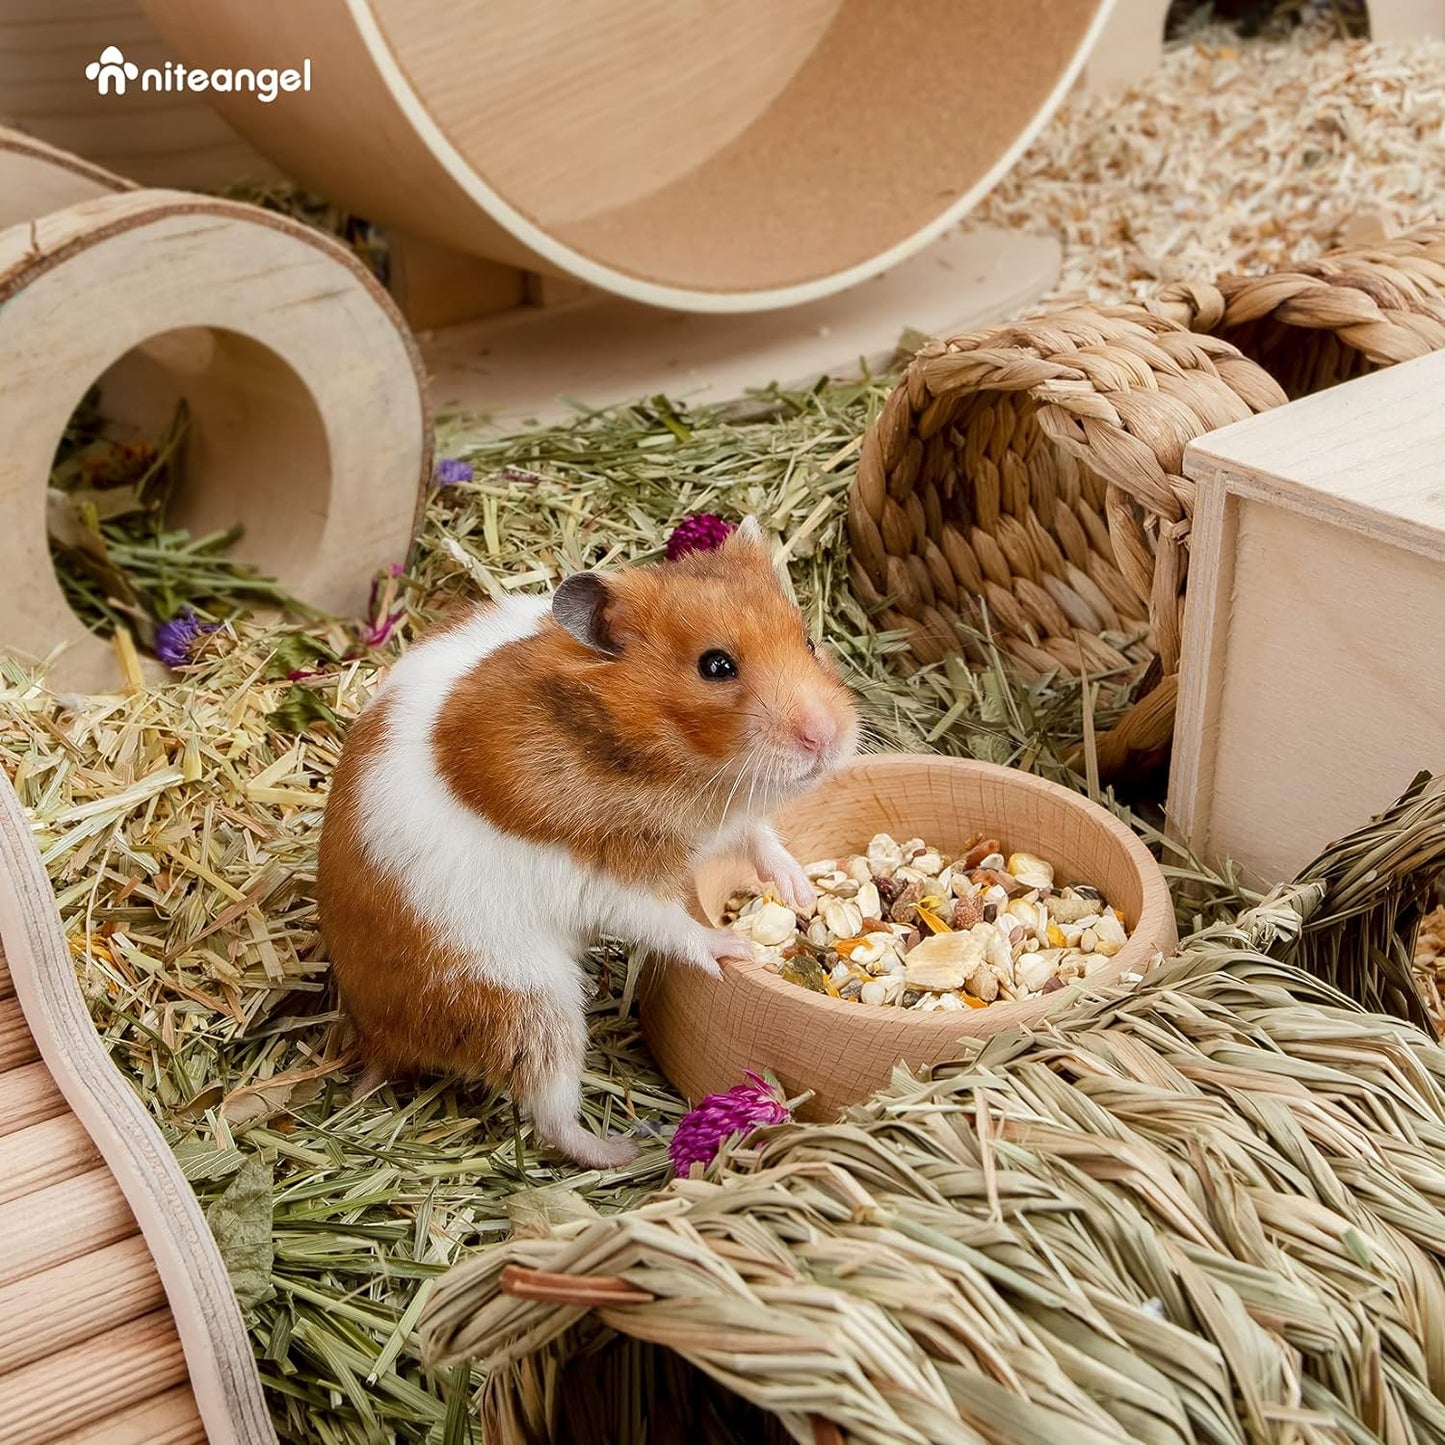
left=639, top=755, right=1176, bottom=1121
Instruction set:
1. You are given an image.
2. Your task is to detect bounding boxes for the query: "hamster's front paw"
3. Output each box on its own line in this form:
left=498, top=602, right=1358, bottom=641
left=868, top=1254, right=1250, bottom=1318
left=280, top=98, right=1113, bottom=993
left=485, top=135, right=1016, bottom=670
left=750, top=835, right=816, bottom=914
left=767, top=857, right=816, bottom=915
left=686, top=925, right=754, bottom=976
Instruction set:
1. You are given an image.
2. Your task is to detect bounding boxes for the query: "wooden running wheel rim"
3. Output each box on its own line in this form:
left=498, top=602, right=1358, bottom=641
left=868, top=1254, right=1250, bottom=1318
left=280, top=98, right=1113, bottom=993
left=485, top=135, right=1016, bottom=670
left=850, top=224, right=1445, bottom=782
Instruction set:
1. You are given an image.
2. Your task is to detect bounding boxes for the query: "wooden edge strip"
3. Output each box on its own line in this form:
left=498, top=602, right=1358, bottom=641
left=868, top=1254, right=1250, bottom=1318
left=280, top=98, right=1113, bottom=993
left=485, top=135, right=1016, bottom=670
left=0, top=124, right=137, bottom=194
left=0, top=775, right=276, bottom=1445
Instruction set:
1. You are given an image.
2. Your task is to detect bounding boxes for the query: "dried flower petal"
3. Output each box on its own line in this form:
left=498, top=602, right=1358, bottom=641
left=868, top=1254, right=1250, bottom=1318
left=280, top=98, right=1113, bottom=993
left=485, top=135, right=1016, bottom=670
left=665, top=513, right=735, bottom=561
left=668, top=1071, right=790, bottom=1176
left=154, top=607, right=219, bottom=667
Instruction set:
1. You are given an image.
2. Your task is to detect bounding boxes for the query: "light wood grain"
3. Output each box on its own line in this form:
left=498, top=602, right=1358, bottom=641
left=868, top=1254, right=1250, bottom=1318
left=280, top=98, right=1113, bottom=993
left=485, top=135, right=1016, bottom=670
left=0, top=1236, right=165, bottom=1374
left=386, top=229, right=526, bottom=331
left=0, top=182, right=429, bottom=694
left=1170, top=351, right=1445, bottom=883
left=140, top=0, right=1109, bottom=309
left=1367, top=0, right=1445, bottom=40
left=49, top=1386, right=206, bottom=1445
left=0, top=1169, right=137, bottom=1290
left=0, top=1060, right=67, bottom=1137
left=641, top=754, right=1175, bottom=1120
left=423, top=228, right=1060, bottom=424
left=0, top=0, right=276, bottom=189
left=0, top=1110, right=101, bottom=1205
left=1, top=1309, right=189, bottom=1445
left=0, top=993, right=40, bottom=1072
left=1082, top=0, right=1170, bottom=91
left=0, top=129, right=132, bottom=232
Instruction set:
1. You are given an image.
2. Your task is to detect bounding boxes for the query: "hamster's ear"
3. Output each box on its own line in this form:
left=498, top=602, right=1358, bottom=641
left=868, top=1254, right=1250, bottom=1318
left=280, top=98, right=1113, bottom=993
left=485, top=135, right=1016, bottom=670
left=553, top=573, right=620, bottom=656
left=724, top=514, right=786, bottom=586
left=723, top=514, right=772, bottom=567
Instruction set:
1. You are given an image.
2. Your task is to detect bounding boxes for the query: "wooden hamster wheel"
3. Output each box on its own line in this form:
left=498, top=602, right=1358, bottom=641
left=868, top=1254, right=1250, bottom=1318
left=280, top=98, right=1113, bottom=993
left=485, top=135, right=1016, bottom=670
left=139, top=0, right=1110, bottom=311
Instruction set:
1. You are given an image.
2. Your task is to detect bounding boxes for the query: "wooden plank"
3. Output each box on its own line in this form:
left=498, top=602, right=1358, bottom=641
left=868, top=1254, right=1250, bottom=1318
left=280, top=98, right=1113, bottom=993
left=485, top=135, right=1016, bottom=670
left=1367, top=0, right=1445, bottom=42
left=1170, top=352, right=1445, bottom=882
left=0, top=1169, right=136, bottom=1290
left=0, top=1111, right=101, bottom=1205
left=1082, top=0, right=1170, bottom=91
left=0, top=780, right=277, bottom=1444
left=0, top=993, right=38, bottom=1071
left=0, top=1061, right=67, bottom=1138
left=0, top=943, right=12, bottom=998
left=0, top=1309, right=189, bottom=1445
left=49, top=1385, right=206, bottom=1445
left=422, top=228, right=1061, bottom=425
left=0, top=1236, right=164, bottom=1375
left=386, top=229, right=526, bottom=331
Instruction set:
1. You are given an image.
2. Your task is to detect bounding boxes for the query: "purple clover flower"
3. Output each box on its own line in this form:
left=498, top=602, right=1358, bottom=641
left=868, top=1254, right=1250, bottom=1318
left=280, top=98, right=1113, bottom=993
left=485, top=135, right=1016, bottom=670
left=154, top=608, right=219, bottom=668
left=665, top=512, right=735, bottom=562
left=668, top=1070, right=790, bottom=1177
left=434, top=457, right=474, bottom=487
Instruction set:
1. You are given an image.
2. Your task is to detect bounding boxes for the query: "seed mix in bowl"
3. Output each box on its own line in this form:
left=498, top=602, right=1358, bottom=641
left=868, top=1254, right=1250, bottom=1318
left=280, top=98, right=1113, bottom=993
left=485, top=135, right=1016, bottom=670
left=724, top=831, right=1131, bottom=1011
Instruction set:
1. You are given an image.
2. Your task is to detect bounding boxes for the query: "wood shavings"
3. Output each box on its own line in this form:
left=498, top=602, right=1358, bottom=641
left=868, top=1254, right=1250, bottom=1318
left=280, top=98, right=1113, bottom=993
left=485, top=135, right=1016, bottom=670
left=972, top=24, right=1445, bottom=308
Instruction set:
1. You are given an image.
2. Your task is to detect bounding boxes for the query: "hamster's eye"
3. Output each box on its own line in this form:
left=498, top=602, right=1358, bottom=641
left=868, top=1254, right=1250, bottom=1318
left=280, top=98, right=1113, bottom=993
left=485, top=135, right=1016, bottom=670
left=698, top=649, right=738, bottom=681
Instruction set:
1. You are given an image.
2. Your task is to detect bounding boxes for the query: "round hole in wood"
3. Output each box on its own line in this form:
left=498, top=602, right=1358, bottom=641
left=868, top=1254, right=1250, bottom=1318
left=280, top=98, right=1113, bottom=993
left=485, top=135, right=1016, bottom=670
left=47, top=327, right=329, bottom=649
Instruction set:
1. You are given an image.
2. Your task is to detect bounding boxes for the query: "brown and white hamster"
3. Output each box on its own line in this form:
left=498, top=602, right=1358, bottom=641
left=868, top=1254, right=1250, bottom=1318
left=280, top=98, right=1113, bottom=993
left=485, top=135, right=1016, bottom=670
left=318, top=518, right=858, bottom=1168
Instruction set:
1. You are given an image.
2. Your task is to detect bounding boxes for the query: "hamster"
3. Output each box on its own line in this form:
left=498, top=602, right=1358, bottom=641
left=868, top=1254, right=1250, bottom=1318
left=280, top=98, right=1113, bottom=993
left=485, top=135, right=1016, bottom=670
left=318, top=517, right=858, bottom=1168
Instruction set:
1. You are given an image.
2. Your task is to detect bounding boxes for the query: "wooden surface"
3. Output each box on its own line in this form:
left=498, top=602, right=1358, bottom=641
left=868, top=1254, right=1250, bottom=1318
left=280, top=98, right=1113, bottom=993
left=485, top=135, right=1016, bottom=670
left=640, top=754, right=1176, bottom=1120
left=0, top=179, right=429, bottom=693
left=422, top=227, right=1060, bottom=423
left=386, top=229, right=527, bottom=331
left=1083, top=0, right=1167, bottom=90
left=140, top=0, right=1109, bottom=309
left=0, top=0, right=275, bottom=189
left=1368, top=0, right=1445, bottom=39
left=0, top=774, right=275, bottom=1443
left=0, top=128, right=132, bottom=231
left=1170, top=351, right=1445, bottom=884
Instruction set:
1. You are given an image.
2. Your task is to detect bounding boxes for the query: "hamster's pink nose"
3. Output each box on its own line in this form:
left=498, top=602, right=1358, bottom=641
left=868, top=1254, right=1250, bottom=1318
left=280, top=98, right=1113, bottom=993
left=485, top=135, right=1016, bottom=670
left=793, top=709, right=838, bottom=758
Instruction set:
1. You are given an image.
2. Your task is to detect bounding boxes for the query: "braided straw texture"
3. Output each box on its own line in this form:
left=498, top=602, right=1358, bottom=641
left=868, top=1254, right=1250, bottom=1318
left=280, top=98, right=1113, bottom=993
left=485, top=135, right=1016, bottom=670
left=848, top=307, right=1285, bottom=691
left=1154, top=224, right=1445, bottom=398
left=423, top=946, right=1445, bottom=1444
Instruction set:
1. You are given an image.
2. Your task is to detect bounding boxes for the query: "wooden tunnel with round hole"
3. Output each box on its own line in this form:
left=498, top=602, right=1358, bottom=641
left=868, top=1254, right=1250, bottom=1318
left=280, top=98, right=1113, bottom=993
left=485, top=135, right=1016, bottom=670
left=138, top=0, right=1110, bottom=311
left=0, top=128, right=431, bottom=692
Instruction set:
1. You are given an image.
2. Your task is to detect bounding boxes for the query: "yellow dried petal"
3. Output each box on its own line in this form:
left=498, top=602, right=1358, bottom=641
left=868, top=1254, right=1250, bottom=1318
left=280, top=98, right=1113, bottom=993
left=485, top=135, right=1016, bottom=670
left=914, top=905, right=953, bottom=935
